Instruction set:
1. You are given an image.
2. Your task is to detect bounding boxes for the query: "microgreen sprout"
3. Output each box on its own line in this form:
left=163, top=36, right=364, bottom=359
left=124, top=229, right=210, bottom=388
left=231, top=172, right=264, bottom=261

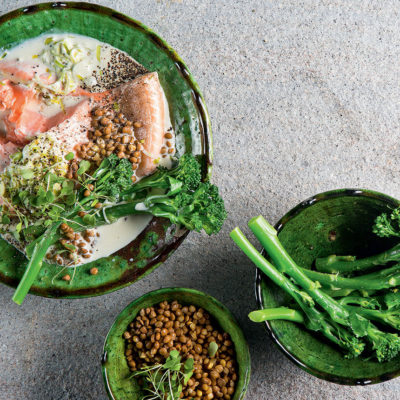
left=208, top=341, right=219, bottom=358
left=130, top=350, right=194, bottom=400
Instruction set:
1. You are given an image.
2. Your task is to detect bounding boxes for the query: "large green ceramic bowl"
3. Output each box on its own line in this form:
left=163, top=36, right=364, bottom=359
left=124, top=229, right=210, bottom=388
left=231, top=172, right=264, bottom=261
left=102, top=288, right=251, bottom=399
left=255, top=189, right=400, bottom=384
left=0, top=3, right=212, bottom=298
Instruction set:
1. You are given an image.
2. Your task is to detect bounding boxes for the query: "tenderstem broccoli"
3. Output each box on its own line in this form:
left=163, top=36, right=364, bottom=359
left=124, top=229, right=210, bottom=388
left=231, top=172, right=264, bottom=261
left=316, top=207, right=400, bottom=274
left=301, top=264, right=400, bottom=291
left=249, top=308, right=305, bottom=323
left=12, top=154, right=226, bottom=305
left=230, top=227, right=365, bottom=358
left=232, top=215, right=400, bottom=362
left=315, top=244, right=400, bottom=274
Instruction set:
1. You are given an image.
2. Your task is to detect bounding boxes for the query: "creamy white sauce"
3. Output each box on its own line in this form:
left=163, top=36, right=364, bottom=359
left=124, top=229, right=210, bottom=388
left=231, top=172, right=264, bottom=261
left=1, top=33, right=176, bottom=266
left=4, top=33, right=112, bottom=83
left=85, top=214, right=152, bottom=264
left=2, top=33, right=115, bottom=118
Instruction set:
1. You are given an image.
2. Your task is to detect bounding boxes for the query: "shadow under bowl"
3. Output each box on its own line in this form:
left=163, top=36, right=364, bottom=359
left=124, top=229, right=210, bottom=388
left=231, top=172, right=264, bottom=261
left=255, top=188, right=400, bottom=385
left=102, top=288, right=251, bottom=399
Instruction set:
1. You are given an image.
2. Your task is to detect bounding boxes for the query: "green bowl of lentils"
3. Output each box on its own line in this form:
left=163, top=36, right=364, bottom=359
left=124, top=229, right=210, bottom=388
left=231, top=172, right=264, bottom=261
left=102, top=288, right=251, bottom=399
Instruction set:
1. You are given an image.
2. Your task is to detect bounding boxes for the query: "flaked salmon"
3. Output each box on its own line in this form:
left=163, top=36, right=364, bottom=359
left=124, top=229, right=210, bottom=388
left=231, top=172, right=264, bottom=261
left=0, top=60, right=55, bottom=85
left=0, top=71, right=166, bottom=178
left=0, top=139, right=18, bottom=172
left=111, top=72, right=165, bottom=176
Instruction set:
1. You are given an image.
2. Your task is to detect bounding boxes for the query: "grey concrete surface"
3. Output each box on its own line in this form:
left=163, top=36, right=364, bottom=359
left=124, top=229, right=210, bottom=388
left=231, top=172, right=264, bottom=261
left=1, top=0, right=400, bottom=399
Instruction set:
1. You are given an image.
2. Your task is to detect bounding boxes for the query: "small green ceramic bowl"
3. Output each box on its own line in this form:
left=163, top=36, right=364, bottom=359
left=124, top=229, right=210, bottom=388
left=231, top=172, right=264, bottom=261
left=255, top=188, right=400, bottom=385
left=102, top=288, right=251, bottom=399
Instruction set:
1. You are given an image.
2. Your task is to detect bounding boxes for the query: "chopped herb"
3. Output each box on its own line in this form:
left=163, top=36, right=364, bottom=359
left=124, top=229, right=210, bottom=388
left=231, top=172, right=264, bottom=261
left=65, top=152, right=75, bottom=161
left=19, top=168, right=35, bottom=180
left=77, top=160, right=91, bottom=176
left=96, top=45, right=101, bottom=62
left=208, top=341, right=219, bottom=358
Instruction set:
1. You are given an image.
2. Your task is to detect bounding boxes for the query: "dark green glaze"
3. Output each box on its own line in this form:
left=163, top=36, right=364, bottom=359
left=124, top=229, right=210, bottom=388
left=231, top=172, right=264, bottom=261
left=102, top=288, right=251, bottom=399
left=0, top=3, right=212, bottom=298
left=255, top=189, right=400, bottom=385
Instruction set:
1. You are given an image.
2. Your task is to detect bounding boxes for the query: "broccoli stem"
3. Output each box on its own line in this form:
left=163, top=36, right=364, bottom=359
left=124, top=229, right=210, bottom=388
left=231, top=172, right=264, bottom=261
left=338, top=296, right=381, bottom=309
left=315, top=243, right=400, bottom=273
left=300, top=265, right=400, bottom=291
left=345, top=306, right=400, bottom=331
left=248, top=216, right=350, bottom=325
left=249, top=308, right=304, bottom=323
left=230, top=227, right=364, bottom=356
left=323, top=288, right=358, bottom=297
left=12, top=221, right=62, bottom=305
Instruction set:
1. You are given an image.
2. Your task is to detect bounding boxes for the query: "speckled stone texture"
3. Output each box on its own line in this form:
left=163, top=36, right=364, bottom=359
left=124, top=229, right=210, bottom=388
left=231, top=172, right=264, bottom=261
left=1, top=1, right=400, bottom=399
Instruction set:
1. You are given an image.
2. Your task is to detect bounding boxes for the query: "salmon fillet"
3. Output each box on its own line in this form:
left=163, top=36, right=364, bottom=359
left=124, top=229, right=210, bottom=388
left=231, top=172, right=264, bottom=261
left=0, top=60, right=55, bottom=85
left=0, top=80, right=47, bottom=144
left=0, top=139, right=18, bottom=172
left=110, top=72, right=165, bottom=177
left=46, top=99, right=91, bottom=150
left=0, top=70, right=166, bottom=179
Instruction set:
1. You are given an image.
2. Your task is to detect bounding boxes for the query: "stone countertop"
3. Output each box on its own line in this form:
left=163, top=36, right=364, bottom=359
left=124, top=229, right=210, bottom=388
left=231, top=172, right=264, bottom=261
left=1, top=1, right=400, bottom=399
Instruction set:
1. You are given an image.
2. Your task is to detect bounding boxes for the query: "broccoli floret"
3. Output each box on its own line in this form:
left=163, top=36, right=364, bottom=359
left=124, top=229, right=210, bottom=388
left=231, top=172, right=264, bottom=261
left=125, top=153, right=202, bottom=194
left=86, top=156, right=133, bottom=200
left=117, top=154, right=226, bottom=235
left=384, top=292, right=400, bottom=310
left=368, top=326, right=400, bottom=362
left=174, top=182, right=226, bottom=235
left=106, top=158, right=133, bottom=198
left=373, top=208, right=400, bottom=238
left=330, top=322, right=365, bottom=359
left=123, top=181, right=226, bottom=236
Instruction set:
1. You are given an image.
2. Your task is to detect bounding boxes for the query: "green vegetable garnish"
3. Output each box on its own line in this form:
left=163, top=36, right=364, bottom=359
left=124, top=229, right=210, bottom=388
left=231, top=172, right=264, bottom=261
left=208, top=341, right=218, bottom=358
left=131, top=350, right=194, bottom=400
left=96, top=45, right=101, bottom=62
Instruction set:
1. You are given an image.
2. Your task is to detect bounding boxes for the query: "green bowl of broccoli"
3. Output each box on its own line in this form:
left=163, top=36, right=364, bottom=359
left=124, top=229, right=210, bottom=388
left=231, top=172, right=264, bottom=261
left=255, top=188, right=400, bottom=385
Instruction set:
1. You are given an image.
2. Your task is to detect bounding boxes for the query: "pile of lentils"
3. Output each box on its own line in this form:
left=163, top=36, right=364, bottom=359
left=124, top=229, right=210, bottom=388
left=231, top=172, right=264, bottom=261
left=45, top=222, right=99, bottom=274
left=124, top=300, right=238, bottom=400
left=70, top=106, right=144, bottom=183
